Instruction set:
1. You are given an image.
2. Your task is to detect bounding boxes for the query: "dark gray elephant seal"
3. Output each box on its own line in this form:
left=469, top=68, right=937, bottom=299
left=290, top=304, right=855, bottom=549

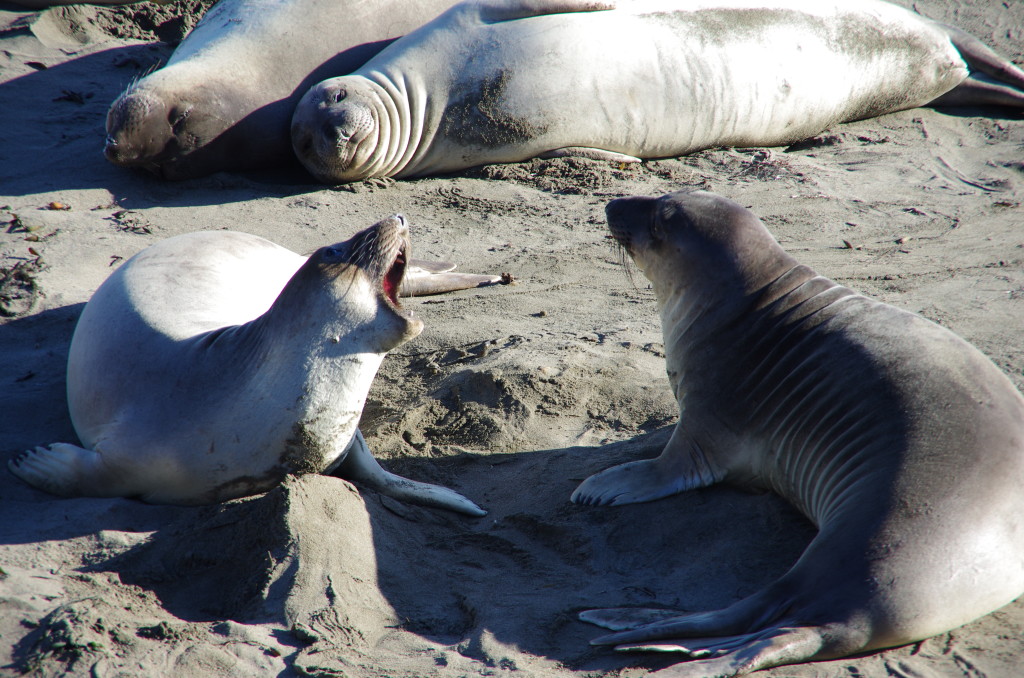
left=104, top=0, right=459, bottom=179
left=291, top=0, right=1024, bottom=184
left=571, top=190, right=1024, bottom=676
left=8, top=217, right=489, bottom=515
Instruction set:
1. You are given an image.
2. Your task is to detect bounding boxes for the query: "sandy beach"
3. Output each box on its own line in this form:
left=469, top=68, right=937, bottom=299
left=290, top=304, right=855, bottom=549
left=1, top=1, right=1022, bottom=676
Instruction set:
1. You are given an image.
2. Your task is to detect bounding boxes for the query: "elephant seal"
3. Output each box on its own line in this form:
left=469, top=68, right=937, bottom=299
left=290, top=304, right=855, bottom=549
left=571, top=190, right=1024, bottom=676
left=8, top=217, right=491, bottom=514
left=291, top=0, right=1024, bottom=184
left=104, top=0, right=459, bottom=179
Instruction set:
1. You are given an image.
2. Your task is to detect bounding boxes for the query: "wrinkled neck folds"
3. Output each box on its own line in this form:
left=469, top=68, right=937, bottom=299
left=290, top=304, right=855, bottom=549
left=657, top=263, right=817, bottom=400
left=361, top=66, right=449, bottom=179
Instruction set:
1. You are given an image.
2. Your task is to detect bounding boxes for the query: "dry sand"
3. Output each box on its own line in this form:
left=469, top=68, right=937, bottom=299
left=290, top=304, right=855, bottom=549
left=1, top=1, right=1022, bottom=676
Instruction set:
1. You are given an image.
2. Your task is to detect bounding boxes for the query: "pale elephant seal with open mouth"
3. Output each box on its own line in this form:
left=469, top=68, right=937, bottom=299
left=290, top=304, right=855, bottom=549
left=291, top=0, right=1024, bottom=184
left=104, top=0, right=459, bottom=179
left=8, top=217, right=494, bottom=514
left=572, top=190, right=1024, bottom=676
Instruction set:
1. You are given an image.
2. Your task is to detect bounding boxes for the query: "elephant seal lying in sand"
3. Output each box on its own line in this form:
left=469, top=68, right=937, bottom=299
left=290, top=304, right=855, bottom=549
left=572, top=190, right=1024, bottom=676
left=9, top=217, right=494, bottom=514
left=291, top=0, right=1024, bottom=184
left=104, top=0, right=459, bottom=179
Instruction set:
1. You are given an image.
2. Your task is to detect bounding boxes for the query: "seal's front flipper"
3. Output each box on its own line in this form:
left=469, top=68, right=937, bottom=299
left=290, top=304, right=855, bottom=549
left=472, top=0, right=616, bottom=25
left=571, top=426, right=723, bottom=506
left=401, top=261, right=504, bottom=297
left=333, top=429, right=486, bottom=516
left=540, top=147, right=641, bottom=163
left=571, top=457, right=688, bottom=506
left=9, top=443, right=127, bottom=498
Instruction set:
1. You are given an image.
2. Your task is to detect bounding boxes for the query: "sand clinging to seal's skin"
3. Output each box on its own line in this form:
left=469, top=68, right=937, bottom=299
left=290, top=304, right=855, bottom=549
left=1, top=1, right=1022, bottom=676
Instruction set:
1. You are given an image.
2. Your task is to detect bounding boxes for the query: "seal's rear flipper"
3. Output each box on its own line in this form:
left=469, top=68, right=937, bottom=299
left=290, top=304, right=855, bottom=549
left=580, top=607, right=689, bottom=631
left=401, top=261, right=504, bottom=297
left=932, top=24, right=1024, bottom=109
left=332, top=429, right=486, bottom=516
left=931, top=75, right=1024, bottom=109
left=582, top=598, right=834, bottom=677
left=614, top=626, right=828, bottom=677
left=9, top=443, right=128, bottom=498
left=540, top=147, right=641, bottom=163
left=408, top=258, right=457, bottom=274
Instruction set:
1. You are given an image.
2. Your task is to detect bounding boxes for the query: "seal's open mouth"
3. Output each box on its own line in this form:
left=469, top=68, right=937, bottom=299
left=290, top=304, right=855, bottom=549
left=382, top=242, right=407, bottom=307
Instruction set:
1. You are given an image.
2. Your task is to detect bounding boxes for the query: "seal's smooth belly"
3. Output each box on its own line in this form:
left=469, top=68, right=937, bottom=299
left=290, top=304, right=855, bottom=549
left=572, top=190, right=1024, bottom=676
left=291, top=0, right=1024, bottom=183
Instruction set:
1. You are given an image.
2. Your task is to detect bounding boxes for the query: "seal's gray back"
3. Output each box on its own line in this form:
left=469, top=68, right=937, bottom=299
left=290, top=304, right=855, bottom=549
left=66, top=232, right=302, bottom=444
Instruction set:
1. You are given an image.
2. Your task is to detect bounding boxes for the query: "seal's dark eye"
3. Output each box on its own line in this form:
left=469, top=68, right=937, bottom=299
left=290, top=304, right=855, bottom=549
left=332, top=88, right=347, bottom=104
left=322, top=246, right=345, bottom=261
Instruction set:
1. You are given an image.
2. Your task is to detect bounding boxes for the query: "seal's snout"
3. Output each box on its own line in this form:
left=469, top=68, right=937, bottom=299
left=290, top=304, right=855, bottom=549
left=322, top=119, right=350, bottom=146
left=346, top=214, right=412, bottom=309
left=105, top=88, right=174, bottom=167
left=373, top=213, right=409, bottom=241
left=103, top=135, right=121, bottom=162
left=292, top=76, right=382, bottom=184
left=605, top=195, right=657, bottom=248
left=604, top=196, right=634, bottom=229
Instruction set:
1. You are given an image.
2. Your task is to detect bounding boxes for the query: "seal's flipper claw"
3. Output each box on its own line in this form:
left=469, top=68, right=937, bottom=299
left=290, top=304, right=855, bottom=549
left=580, top=607, right=688, bottom=631
left=400, top=267, right=503, bottom=297
left=540, top=147, right=641, bottom=163
left=334, top=430, right=486, bottom=516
